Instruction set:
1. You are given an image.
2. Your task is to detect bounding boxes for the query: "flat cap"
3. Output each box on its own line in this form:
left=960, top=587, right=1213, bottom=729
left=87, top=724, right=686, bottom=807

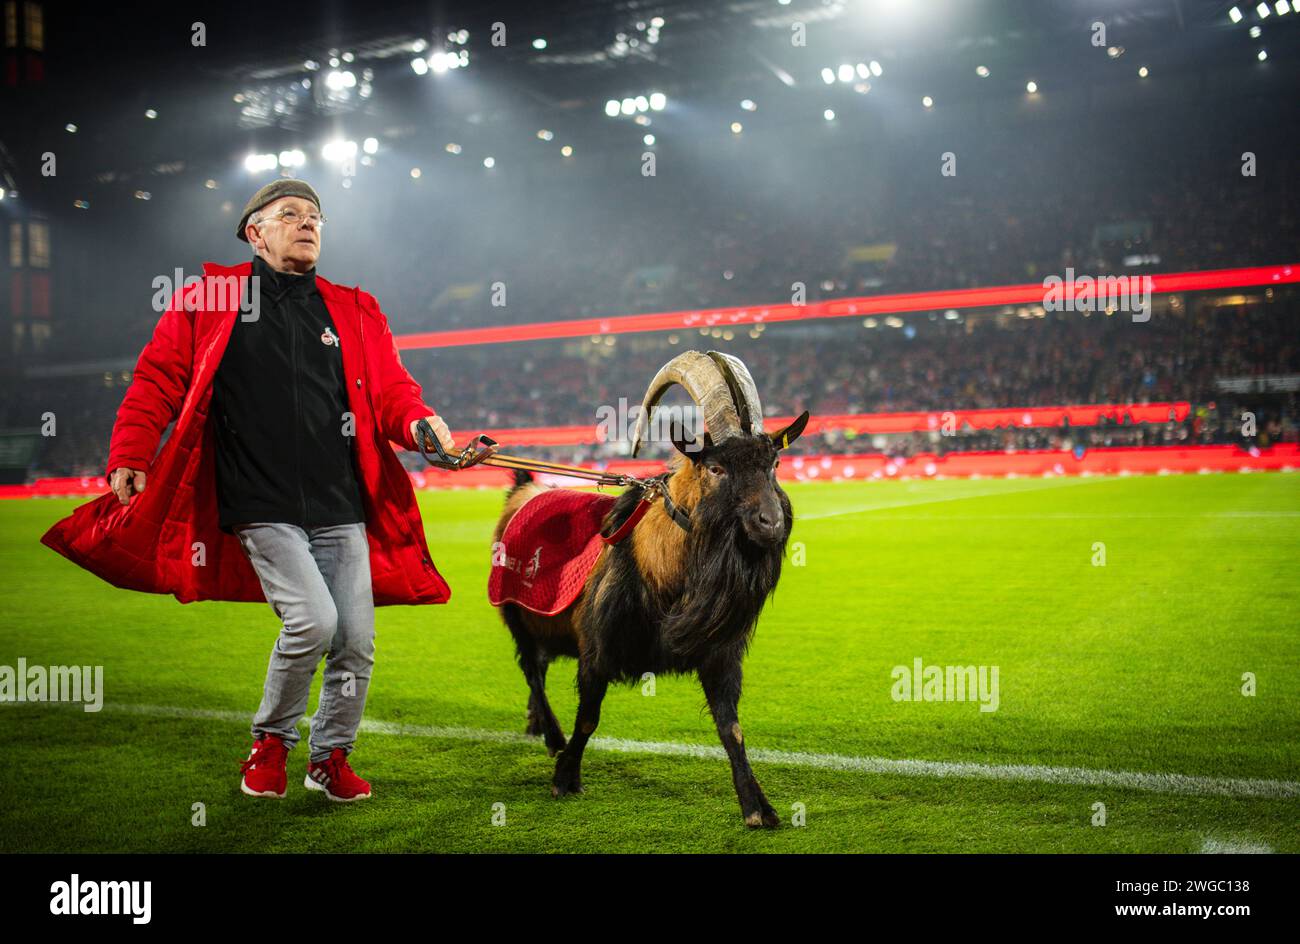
left=236, top=179, right=322, bottom=242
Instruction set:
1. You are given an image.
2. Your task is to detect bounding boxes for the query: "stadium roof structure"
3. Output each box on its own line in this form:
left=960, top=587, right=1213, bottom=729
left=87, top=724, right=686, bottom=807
left=7, top=0, right=1300, bottom=215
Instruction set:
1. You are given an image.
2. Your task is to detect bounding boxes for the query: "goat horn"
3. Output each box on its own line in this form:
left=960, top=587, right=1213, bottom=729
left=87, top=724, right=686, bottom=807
left=630, top=350, right=754, bottom=457
left=705, top=351, right=765, bottom=438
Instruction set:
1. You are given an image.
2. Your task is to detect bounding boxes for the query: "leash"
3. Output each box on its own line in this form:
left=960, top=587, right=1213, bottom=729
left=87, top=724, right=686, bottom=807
left=414, top=419, right=692, bottom=543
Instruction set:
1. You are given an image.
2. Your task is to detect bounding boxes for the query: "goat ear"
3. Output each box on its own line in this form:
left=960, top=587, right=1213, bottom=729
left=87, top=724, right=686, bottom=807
left=670, top=422, right=705, bottom=460
left=769, top=410, right=811, bottom=450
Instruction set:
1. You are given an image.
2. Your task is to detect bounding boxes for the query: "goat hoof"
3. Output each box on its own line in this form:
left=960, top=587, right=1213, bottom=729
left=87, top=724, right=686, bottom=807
left=744, top=806, right=781, bottom=829
left=551, top=775, right=583, bottom=797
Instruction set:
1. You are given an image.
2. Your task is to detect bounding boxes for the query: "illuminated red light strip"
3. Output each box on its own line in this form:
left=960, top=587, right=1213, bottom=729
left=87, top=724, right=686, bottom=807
left=397, top=264, right=1297, bottom=351
left=453, top=402, right=1192, bottom=446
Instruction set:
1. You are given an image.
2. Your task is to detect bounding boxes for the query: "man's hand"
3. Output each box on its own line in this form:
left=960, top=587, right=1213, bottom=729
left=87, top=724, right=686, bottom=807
left=110, top=468, right=147, bottom=506
left=410, top=416, right=455, bottom=455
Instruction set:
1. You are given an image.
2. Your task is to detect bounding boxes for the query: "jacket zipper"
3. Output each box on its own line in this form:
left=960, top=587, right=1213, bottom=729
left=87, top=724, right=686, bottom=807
left=291, top=305, right=307, bottom=526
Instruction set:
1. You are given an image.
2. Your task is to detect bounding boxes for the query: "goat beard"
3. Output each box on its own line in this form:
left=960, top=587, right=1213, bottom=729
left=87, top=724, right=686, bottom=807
left=658, top=493, right=790, bottom=660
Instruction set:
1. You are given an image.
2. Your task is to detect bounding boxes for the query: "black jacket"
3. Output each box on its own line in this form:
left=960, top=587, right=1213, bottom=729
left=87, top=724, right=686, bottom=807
left=210, top=255, right=366, bottom=533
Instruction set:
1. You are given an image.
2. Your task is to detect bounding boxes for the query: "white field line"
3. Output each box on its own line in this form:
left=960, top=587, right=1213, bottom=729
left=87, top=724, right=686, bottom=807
left=1199, top=837, right=1274, bottom=854
left=79, top=702, right=1300, bottom=800
left=799, top=477, right=1108, bottom=521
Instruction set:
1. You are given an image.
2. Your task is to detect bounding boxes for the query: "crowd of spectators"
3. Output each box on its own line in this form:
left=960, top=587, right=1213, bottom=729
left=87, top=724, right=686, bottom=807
left=6, top=294, right=1295, bottom=478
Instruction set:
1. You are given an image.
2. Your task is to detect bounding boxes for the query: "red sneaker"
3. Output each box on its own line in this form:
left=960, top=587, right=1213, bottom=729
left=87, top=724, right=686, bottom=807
left=240, top=735, right=288, bottom=798
left=305, top=748, right=372, bottom=802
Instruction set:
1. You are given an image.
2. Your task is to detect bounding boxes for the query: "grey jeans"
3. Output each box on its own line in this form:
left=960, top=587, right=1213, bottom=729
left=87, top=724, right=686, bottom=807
left=234, top=522, right=375, bottom=764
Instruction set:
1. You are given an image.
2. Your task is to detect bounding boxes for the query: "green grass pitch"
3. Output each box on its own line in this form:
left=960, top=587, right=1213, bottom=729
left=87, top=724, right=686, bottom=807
left=1, top=472, right=1296, bottom=853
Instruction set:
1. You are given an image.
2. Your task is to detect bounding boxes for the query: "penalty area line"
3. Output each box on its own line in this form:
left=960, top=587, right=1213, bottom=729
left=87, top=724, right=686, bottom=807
left=67, top=702, right=1300, bottom=801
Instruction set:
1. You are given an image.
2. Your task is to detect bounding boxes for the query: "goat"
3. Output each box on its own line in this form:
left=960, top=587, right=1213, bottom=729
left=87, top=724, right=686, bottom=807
left=492, top=350, right=809, bottom=827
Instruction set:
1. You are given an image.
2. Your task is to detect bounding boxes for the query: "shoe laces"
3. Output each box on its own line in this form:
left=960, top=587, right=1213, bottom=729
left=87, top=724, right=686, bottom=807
left=318, top=749, right=357, bottom=783
left=241, top=737, right=288, bottom=774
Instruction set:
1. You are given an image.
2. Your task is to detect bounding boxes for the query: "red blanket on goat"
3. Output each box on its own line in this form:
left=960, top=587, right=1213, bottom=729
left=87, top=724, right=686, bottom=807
left=488, top=489, right=617, bottom=616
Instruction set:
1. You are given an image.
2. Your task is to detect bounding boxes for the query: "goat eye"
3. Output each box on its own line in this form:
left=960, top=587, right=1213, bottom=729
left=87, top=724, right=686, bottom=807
left=707, top=465, right=726, bottom=477
left=772, top=458, right=780, bottom=471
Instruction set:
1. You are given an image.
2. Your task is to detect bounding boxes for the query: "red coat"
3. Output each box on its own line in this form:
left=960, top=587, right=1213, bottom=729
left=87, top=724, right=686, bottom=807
left=40, top=261, right=452, bottom=606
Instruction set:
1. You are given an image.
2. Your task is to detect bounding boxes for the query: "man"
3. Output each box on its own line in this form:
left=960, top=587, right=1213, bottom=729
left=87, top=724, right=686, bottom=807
left=40, top=179, right=455, bottom=803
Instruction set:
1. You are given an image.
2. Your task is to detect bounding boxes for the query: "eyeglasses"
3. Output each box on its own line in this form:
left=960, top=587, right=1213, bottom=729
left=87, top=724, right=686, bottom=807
left=256, top=208, right=327, bottom=228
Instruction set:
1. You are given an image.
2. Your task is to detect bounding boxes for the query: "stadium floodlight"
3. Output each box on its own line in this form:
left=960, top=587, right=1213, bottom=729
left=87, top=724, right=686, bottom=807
left=561, top=145, right=574, bottom=157
left=0, top=188, right=6, bottom=200
left=823, top=108, right=835, bottom=121
left=325, top=70, right=355, bottom=90
left=837, top=64, right=854, bottom=82
left=855, top=63, right=869, bottom=79
left=604, top=99, right=620, bottom=117
left=532, top=38, right=547, bottom=49
left=820, top=67, right=835, bottom=85
left=536, top=129, right=554, bottom=141
left=644, top=134, right=655, bottom=145
left=649, top=91, right=667, bottom=111
left=634, top=114, right=651, bottom=126
left=1257, top=48, right=1268, bottom=59
left=740, top=99, right=756, bottom=111
left=362, top=137, right=379, bottom=154
left=444, top=142, right=461, bottom=154
left=730, top=122, right=742, bottom=134
left=922, top=96, right=933, bottom=109
left=1138, top=66, right=1149, bottom=77
left=1229, top=5, right=1244, bottom=21
left=321, top=139, right=357, bottom=162
left=1256, top=1, right=1270, bottom=16
left=635, top=95, right=649, bottom=112
left=411, top=56, right=428, bottom=75
left=410, top=168, right=421, bottom=179
left=278, top=149, right=305, bottom=168
left=976, top=65, right=990, bottom=77
left=429, top=51, right=449, bottom=74
left=144, top=109, right=157, bottom=119
left=1276, top=0, right=1289, bottom=13
left=1294, top=0, right=1300, bottom=13
left=869, top=60, right=883, bottom=76
left=244, top=153, right=277, bottom=173
left=1026, top=80, right=1039, bottom=94
left=1250, top=24, right=1262, bottom=35
left=65, top=123, right=77, bottom=133
left=483, top=157, right=495, bottom=169
left=651, top=16, right=664, bottom=27
left=620, top=97, right=636, bottom=115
